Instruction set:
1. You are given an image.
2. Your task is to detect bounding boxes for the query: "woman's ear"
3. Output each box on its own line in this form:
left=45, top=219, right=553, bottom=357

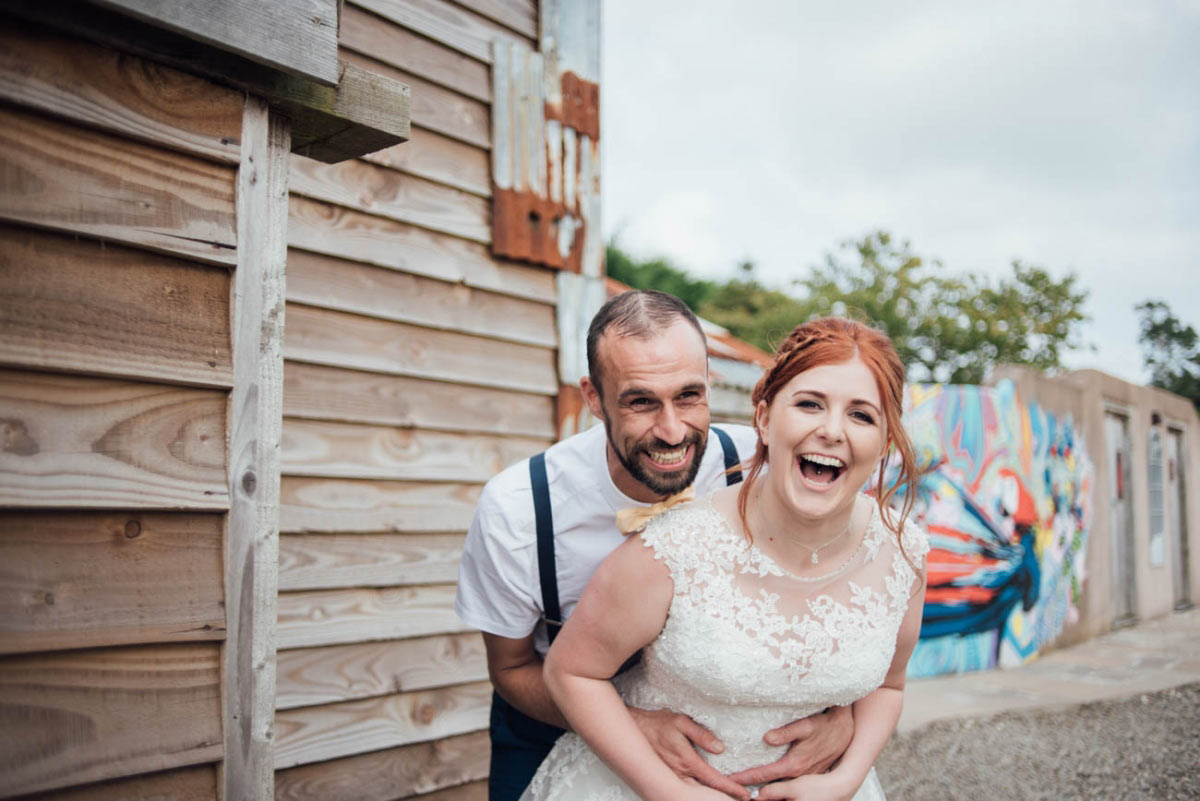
left=754, top=400, right=769, bottom=447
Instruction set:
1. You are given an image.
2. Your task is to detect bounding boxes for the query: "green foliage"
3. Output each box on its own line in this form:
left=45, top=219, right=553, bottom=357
left=606, top=232, right=1091, bottom=385
left=1135, top=300, right=1200, bottom=411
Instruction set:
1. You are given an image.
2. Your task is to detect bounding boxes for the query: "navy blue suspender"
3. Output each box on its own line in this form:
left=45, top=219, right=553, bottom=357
left=529, top=427, right=743, bottom=645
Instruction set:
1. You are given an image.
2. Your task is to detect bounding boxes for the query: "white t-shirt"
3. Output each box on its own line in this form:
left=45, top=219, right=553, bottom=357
left=455, top=422, right=758, bottom=656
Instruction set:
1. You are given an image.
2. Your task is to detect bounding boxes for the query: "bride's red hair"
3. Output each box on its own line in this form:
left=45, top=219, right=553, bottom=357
left=737, top=317, right=918, bottom=543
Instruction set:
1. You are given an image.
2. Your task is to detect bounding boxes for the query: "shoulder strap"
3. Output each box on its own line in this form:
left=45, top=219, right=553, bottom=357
left=711, top=426, right=744, bottom=486
left=529, top=452, right=562, bottom=644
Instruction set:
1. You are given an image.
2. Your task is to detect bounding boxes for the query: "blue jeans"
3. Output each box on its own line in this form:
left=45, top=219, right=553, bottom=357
left=488, top=691, right=566, bottom=801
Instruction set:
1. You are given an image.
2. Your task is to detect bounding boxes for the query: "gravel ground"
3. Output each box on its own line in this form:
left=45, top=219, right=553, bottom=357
left=875, top=682, right=1200, bottom=800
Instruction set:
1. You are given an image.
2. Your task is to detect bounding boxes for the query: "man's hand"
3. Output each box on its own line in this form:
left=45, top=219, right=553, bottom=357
left=726, top=705, right=853, bottom=786
left=628, top=707, right=750, bottom=801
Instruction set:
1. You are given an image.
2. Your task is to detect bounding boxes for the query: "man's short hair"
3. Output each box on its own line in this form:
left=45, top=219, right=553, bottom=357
left=585, top=290, right=707, bottom=396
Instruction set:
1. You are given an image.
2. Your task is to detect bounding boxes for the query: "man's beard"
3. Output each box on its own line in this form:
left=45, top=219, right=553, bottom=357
left=605, top=423, right=707, bottom=497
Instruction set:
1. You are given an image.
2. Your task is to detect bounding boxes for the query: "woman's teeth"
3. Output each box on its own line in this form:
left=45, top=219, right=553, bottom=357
left=799, top=453, right=845, bottom=483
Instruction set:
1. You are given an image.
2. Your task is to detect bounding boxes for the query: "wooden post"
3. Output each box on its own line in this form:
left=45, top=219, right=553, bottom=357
left=223, top=94, right=288, bottom=801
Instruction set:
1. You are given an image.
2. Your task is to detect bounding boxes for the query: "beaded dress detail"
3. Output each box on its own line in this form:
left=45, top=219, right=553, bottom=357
left=521, top=499, right=928, bottom=801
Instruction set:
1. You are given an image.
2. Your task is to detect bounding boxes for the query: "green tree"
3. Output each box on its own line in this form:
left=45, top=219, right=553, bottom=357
left=1135, top=300, right=1200, bottom=411
left=800, top=231, right=1090, bottom=384
left=697, top=261, right=810, bottom=352
left=605, top=244, right=717, bottom=311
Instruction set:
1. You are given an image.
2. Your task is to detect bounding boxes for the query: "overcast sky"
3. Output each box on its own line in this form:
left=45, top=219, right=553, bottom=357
left=600, top=0, right=1200, bottom=384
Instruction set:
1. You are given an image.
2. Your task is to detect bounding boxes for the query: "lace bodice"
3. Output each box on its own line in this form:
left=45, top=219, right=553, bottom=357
left=524, top=500, right=928, bottom=800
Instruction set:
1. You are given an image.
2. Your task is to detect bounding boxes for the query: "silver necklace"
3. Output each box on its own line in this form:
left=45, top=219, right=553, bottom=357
left=796, top=519, right=854, bottom=564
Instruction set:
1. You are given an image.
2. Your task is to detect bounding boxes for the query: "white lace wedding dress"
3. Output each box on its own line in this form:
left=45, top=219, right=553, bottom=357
left=520, top=498, right=928, bottom=801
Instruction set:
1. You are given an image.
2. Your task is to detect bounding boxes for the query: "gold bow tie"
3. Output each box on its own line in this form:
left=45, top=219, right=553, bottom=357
left=616, top=486, right=695, bottom=535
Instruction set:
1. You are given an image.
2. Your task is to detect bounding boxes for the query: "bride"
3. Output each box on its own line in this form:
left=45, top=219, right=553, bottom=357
left=520, top=317, right=928, bottom=801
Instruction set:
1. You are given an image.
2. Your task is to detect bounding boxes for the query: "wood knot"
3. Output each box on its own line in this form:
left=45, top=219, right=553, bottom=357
left=242, top=471, right=257, bottom=495
left=124, top=520, right=142, bottom=539
left=44, top=592, right=55, bottom=606
left=416, top=704, right=436, bottom=725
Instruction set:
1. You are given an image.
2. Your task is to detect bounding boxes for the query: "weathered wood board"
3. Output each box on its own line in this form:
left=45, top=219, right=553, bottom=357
left=0, top=512, right=224, bottom=655
left=0, top=643, right=222, bottom=797
left=341, top=4, right=490, bottom=103
left=16, top=764, right=218, bottom=801
left=282, top=363, right=556, bottom=439
left=351, top=0, right=532, bottom=64
left=273, top=730, right=488, bottom=801
left=273, top=680, right=491, bottom=768
left=364, top=126, right=491, bottom=197
left=276, top=584, right=469, bottom=649
left=410, top=780, right=487, bottom=801
left=281, top=419, right=546, bottom=482
left=275, top=632, right=486, bottom=708
left=289, top=155, right=490, bottom=243
left=284, top=304, right=557, bottom=395
left=0, top=22, right=242, bottom=164
left=0, top=369, right=227, bottom=510
left=451, top=0, right=536, bottom=38
left=279, top=477, right=480, bottom=534
left=0, top=104, right=237, bottom=266
left=279, top=531, right=466, bottom=589
left=286, top=249, right=555, bottom=347
left=288, top=195, right=556, bottom=303
left=0, top=225, right=233, bottom=388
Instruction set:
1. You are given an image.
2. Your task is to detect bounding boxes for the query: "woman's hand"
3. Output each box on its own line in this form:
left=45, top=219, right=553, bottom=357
left=751, top=770, right=860, bottom=801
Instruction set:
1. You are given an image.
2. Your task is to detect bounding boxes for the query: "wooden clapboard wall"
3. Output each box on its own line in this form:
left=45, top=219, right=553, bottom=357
left=0, top=18, right=286, bottom=801
left=273, top=2, right=557, bottom=799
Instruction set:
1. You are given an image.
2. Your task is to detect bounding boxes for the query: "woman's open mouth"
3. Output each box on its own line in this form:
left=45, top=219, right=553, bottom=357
left=797, top=453, right=845, bottom=486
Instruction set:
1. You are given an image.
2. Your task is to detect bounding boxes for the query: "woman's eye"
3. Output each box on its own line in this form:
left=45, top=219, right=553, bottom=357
left=852, top=410, right=876, bottom=424
left=796, top=400, right=820, bottom=409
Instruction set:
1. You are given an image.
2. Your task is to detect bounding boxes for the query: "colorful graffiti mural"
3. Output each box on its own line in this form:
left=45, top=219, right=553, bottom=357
left=892, top=380, right=1094, bottom=678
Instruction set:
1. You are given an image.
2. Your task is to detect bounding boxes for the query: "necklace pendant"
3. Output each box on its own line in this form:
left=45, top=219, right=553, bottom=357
left=811, top=552, right=819, bottom=564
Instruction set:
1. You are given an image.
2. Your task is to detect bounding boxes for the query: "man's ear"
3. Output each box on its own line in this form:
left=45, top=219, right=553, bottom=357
left=580, top=375, right=606, bottom=421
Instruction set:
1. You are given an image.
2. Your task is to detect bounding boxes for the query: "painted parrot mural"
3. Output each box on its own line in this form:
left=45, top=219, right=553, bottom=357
left=888, top=380, right=1094, bottom=678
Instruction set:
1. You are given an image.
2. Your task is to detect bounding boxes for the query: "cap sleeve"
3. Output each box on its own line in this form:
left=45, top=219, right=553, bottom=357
left=637, top=503, right=728, bottom=589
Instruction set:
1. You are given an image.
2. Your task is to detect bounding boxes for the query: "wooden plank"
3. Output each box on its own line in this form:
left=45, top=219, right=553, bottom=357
left=282, top=363, right=556, bottom=439
left=0, top=369, right=227, bottom=510
left=6, top=2, right=409, bottom=164
left=0, top=103, right=237, bottom=267
left=274, top=730, right=488, bottom=801
left=287, top=249, right=555, bottom=347
left=273, top=681, right=491, bottom=768
left=277, top=585, right=470, bottom=649
left=0, top=512, right=224, bottom=655
left=222, top=97, right=288, bottom=801
left=364, top=125, right=491, bottom=197
left=0, top=225, right=233, bottom=388
left=341, top=4, right=490, bottom=102
left=411, top=780, right=488, bottom=801
left=340, top=49, right=488, bottom=149
left=352, top=0, right=532, bottom=64
left=275, top=632, right=486, bottom=709
left=451, top=0, right=537, bottom=38
left=17, top=764, right=217, bottom=801
left=284, top=304, right=558, bottom=395
left=279, top=532, right=466, bottom=590
left=289, top=155, right=490, bottom=243
left=280, top=477, right=480, bottom=533
left=91, top=0, right=340, bottom=85
left=281, top=419, right=547, bottom=483
left=288, top=196, right=555, bottom=303
left=0, top=21, right=241, bottom=164
left=0, top=643, right=222, bottom=797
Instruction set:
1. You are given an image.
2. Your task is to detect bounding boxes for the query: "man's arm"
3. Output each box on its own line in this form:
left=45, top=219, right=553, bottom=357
left=726, top=705, right=855, bottom=786
left=483, top=631, right=569, bottom=728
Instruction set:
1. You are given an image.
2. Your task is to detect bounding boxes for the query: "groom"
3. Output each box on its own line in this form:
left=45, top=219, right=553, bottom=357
left=455, top=290, right=852, bottom=801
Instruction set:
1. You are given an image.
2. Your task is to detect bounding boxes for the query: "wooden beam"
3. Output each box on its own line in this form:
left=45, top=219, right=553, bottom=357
left=278, top=476, right=480, bottom=534
left=275, top=633, right=486, bottom=709
left=0, top=643, right=223, bottom=797
left=222, top=96, right=288, bottom=801
left=0, top=225, right=234, bottom=389
left=90, top=0, right=340, bottom=86
left=273, top=730, right=489, bottom=801
left=279, top=532, right=466, bottom=590
left=276, top=585, right=470, bottom=649
left=282, top=362, right=556, bottom=439
left=273, top=681, right=491, bottom=768
left=0, top=21, right=242, bottom=164
left=14, top=764, right=217, bottom=801
left=0, top=369, right=228, bottom=510
left=0, top=512, right=224, bottom=655
left=2, top=3, right=410, bottom=163
left=0, top=103, right=237, bottom=267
